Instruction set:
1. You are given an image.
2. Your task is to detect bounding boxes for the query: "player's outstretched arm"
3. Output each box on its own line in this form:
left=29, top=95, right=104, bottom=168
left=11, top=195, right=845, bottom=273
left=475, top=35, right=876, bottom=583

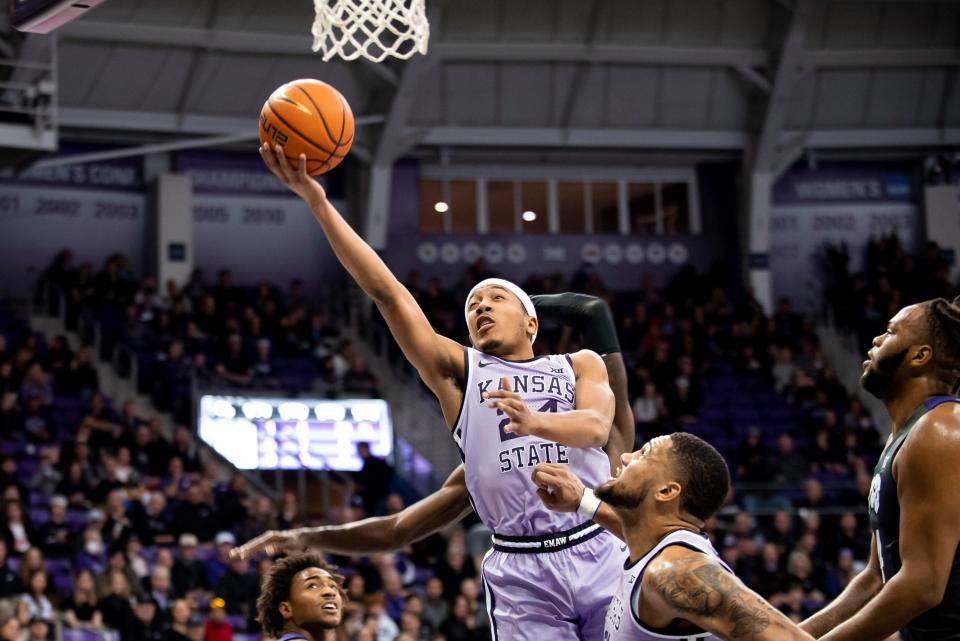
left=486, top=350, right=614, bottom=448
left=599, top=352, right=634, bottom=467
left=644, top=548, right=815, bottom=641
left=817, top=412, right=960, bottom=641
left=799, top=534, right=883, bottom=637
left=260, top=145, right=463, bottom=403
left=531, top=463, right=624, bottom=540
left=230, top=465, right=472, bottom=559
left=531, top=293, right=635, bottom=466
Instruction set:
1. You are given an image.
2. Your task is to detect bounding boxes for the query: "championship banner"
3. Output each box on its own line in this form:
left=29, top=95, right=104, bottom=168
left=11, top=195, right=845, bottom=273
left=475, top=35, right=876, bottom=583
left=175, top=151, right=347, bottom=298
left=0, top=156, right=146, bottom=298
left=770, top=163, right=920, bottom=313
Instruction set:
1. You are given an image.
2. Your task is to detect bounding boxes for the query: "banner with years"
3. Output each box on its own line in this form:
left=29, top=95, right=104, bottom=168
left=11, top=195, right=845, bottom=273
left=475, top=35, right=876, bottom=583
left=0, top=185, right=146, bottom=298
left=179, top=150, right=348, bottom=299
left=769, top=202, right=917, bottom=313
left=191, top=194, right=347, bottom=298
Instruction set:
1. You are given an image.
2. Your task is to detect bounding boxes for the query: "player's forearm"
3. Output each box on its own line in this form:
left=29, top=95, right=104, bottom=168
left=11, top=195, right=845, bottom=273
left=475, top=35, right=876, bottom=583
left=309, top=198, right=403, bottom=304
left=295, top=517, right=401, bottom=555
left=818, top=572, right=937, bottom=641
left=800, top=566, right=883, bottom=637
left=532, top=409, right=610, bottom=448
left=602, top=353, right=635, bottom=466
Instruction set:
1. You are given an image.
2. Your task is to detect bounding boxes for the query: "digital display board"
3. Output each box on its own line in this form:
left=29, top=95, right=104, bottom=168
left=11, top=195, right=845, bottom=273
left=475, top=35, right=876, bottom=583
left=197, top=395, right=393, bottom=471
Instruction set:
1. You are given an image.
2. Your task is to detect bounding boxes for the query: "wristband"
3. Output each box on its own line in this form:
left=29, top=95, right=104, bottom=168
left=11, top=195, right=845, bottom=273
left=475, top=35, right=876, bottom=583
left=577, top=488, right=602, bottom=519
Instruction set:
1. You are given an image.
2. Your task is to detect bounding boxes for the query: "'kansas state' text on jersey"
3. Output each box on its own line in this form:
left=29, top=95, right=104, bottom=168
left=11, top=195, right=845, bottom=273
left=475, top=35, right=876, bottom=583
left=452, top=347, right=611, bottom=536
left=604, top=529, right=728, bottom=641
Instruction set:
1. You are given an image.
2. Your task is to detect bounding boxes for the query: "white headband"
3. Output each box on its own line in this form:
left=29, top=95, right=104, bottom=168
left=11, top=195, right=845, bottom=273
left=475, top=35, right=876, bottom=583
left=464, top=278, right=538, bottom=344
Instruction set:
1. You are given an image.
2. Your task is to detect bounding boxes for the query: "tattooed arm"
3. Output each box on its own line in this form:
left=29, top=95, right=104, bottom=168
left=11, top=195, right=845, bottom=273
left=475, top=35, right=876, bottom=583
left=642, top=547, right=815, bottom=641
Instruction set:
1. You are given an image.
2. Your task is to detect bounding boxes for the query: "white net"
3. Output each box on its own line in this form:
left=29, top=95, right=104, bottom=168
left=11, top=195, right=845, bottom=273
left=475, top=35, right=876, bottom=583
left=312, top=0, right=430, bottom=63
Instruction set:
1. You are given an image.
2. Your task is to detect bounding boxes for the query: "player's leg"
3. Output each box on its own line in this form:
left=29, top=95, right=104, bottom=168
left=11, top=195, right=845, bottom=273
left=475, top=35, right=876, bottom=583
left=481, top=549, right=583, bottom=640
left=569, top=531, right=626, bottom=641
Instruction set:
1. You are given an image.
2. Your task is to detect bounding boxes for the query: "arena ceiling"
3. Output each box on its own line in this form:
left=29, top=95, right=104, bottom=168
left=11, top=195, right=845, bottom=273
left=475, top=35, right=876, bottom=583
left=13, top=0, right=960, bottom=164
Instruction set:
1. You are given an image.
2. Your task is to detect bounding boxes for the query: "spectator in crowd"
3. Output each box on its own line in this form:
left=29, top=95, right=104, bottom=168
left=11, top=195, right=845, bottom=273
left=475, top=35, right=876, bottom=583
left=172, top=533, right=209, bottom=598
left=342, top=357, right=380, bottom=396
left=19, top=570, right=53, bottom=623
left=95, top=546, right=143, bottom=601
left=19, top=364, right=52, bottom=408
left=214, top=334, right=254, bottom=388
left=57, top=348, right=99, bottom=396
left=203, top=598, right=233, bottom=641
left=36, top=495, right=72, bottom=558
left=0, top=617, right=20, bottom=641
left=631, top=381, right=666, bottom=442
left=0, top=540, right=23, bottom=599
left=236, top=496, right=274, bottom=544
left=168, top=599, right=193, bottom=641
left=734, top=427, right=770, bottom=483
left=216, top=475, right=248, bottom=533
left=356, top=442, right=393, bottom=516
left=62, top=569, right=103, bottom=630
left=170, top=428, right=202, bottom=475
left=125, top=537, right=150, bottom=582
left=439, top=595, right=478, bottom=641
left=55, top=461, right=92, bottom=510
left=277, top=491, right=301, bottom=530
left=143, top=566, right=174, bottom=613
left=98, top=570, right=133, bottom=630
left=103, top=488, right=134, bottom=547
left=122, top=597, right=165, bottom=641
left=206, top=532, right=236, bottom=587
left=771, top=434, right=807, bottom=485
left=420, top=577, right=447, bottom=634
left=26, top=617, right=50, bottom=641
left=171, top=482, right=215, bottom=542
left=27, top=448, right=61, bottom=496
left=214, top=557, right=259, bottom=626
left=2, top=501, right=33, bottom=556
left=131, top=491, right=174, bottom=547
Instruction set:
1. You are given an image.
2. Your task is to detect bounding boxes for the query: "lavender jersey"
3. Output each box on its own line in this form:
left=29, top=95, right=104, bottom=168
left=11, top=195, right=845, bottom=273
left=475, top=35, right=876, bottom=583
left=452, top=347, right=611, bottom=536
left=604, top=530, right=728, bottom=641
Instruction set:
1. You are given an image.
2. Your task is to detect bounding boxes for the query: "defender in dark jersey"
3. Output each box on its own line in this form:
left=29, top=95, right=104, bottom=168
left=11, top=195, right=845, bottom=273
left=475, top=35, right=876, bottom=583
left=256, top=554, right=346, bottom=641
left=801, top=298, right=960, bottom=641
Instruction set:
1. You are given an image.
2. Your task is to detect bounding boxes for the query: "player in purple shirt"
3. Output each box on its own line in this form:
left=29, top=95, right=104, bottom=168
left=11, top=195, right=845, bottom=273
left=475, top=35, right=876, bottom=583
left=244, top=140, right=630, bottom=640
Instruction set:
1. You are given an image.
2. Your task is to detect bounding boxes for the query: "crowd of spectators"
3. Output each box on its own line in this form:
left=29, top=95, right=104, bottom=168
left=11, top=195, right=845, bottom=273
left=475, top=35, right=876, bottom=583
left=824, top=235, right=956, bottom=349
left=39, top=250, right=380, bottom=424
left=0, top=240, right=917, bottom=641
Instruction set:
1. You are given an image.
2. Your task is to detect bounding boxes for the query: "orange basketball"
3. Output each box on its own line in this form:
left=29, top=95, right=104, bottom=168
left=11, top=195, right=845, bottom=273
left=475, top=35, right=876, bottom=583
left=258, top=79, right=355, bottom=177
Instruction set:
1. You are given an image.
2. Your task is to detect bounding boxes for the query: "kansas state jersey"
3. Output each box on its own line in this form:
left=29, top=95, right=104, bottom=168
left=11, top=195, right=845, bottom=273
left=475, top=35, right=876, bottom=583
left=604, top=529, right=727, bottom=641
left=452, top=347, right=611, bottom=536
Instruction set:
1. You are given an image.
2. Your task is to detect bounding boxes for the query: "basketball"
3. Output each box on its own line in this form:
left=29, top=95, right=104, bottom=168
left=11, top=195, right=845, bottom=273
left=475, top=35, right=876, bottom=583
left=258, top=79, right=355, bottom=177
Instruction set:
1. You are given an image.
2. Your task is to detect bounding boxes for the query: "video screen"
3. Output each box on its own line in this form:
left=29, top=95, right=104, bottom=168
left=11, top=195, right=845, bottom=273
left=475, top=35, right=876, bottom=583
left=197, top=395, right=393, bottom=471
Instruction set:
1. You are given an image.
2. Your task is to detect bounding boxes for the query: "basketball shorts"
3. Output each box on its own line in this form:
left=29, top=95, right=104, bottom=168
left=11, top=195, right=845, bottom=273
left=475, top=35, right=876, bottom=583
left=480, top=522, right=625, bottom=641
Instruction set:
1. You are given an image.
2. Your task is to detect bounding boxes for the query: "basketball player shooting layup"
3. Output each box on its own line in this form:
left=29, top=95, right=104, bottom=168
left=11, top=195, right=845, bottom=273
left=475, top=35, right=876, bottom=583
left=232, top=291, right=632, bottom=565
left=231, top=291, right=633, bottom=556
left=800, top=298, right=960, bottom=641
left=533, top=435, right=816, bottom=641
left=258, top=144, right=623, bottom=639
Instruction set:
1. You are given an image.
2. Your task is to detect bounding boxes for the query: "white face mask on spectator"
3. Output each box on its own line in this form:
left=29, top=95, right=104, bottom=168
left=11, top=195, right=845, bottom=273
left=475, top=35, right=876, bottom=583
left=85, top=540, right=103, bottom=555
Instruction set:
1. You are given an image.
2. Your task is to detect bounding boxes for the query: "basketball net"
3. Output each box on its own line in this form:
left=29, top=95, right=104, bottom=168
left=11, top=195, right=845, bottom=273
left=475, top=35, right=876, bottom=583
left=312, top=0, right=430, bottom=63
